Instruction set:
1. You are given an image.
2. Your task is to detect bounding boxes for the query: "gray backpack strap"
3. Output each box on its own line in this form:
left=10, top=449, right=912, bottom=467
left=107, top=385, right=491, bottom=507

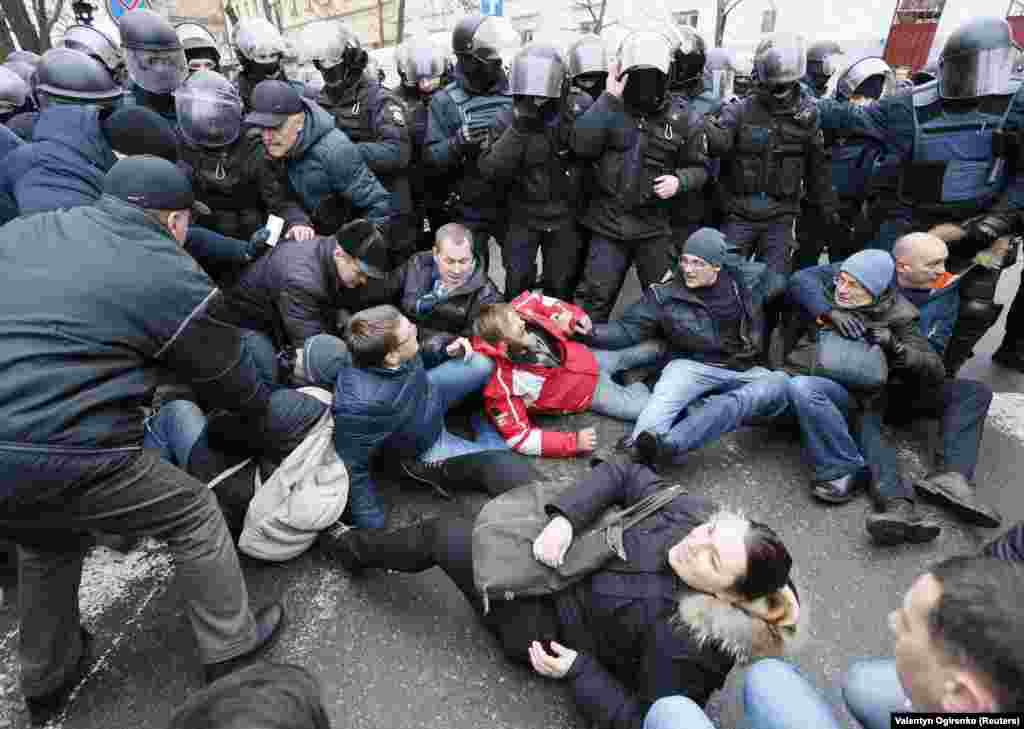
left=604, top=483, right=687, bottom=559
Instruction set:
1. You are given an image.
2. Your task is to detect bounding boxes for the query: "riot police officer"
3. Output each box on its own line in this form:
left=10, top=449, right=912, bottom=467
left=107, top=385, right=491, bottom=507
left=816, top=17, right=1023, bottom=375
left=666, top=26, right=722, bottom=242
left=34, top=47, right=123, bottom=110
left=793, top=55, right=898, bottom=270
left=175, top=70, right=312, bottom=247
left=424, top=13, right=519, bottom=264
left=565, top=33, right=607, bottom=105
left=804, top=39, right=842, bottom=97
left=478, top=42, right=581, bottom=300
left=306, top=20, right=416, bottom=266
left=233, top=17, right=291, bottom=111
left=705, top=47, right=737, bottom=101
left=61, top=24, right=127, bottom=86
left=572, top=30, right=709, bottom=322
left=177, top=22, right=221, bottom=75
left=394, top=36, right=453, bottom=250
left=120, top=9, right=187, bottom=121
left=705, top=33, right=834, bottom=275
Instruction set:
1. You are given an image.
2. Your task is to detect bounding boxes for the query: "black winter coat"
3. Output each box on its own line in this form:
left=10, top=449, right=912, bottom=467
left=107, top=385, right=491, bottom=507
left=210, top=236, right=392, bottom=349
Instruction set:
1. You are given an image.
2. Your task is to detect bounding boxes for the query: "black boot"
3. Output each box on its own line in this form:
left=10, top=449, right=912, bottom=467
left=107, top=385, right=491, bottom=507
left=203, top=602, right=286, bottom=684
left=992, top=344, right=1024, bottom=373
left=318, top=519, right=446, bottom=574
left=913, top=471, right=1002, bottom=528
left=432, top=451, right=541, bottom=497
left=26, top=627, right=95, bottom=726
left=634, top=431, right=667, bottom=472
left=865, top=498, right=941, bottom=546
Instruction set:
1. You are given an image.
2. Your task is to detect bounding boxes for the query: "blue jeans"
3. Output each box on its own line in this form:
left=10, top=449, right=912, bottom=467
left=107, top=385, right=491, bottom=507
left=144, top=400, right=207, bottom=468
left=786, top=376, right=865, bottom=482
left=630, top=360, right=789, bottom=454
left=643, top=696, right=716, bottom=729
left=591, top=340, right=666, bottom=421
left=743, top=659, right=841, bottom=729
left=418, top=353, right=500, bottom=463
left=843, top=658, right=910, bottom=729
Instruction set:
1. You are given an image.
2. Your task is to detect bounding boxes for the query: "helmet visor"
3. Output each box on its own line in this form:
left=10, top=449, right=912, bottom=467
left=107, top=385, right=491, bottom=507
left=126, top=47, right=186, bottom=93
left=404, top=44, right=447, bottom=82
left=617, top=32, right=671, bottom=77
left=940, top=45, right=1018, bottom=99
left=707, top=68, right=735, bottom=99
left=755, top=34, right=807, bottom=84
left=174, top=86, right=242, bottom=147
left=509, top=53, right=565, bottom=98
left=568, top=37, right=607, bottom=77
left=471, top=17, right=520, bottom=68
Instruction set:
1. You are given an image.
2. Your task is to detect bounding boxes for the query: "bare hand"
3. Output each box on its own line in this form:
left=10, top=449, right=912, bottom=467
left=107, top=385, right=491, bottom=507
left=606, top=60, right=625, bottom=98
left=532, top=515, right=573, bottom=568
left=286, top=225, right=316, bottom=242
left=653, top=175, right=680, bottom=199
left=576, top=427, right=597, bottom=453
left=446, top=336, right=473, bottom=361
left=928, top=223, right=967, bottom=243
left=573, top=313, right=593, bottom=335
left=529, top=641, right=578, bottom=679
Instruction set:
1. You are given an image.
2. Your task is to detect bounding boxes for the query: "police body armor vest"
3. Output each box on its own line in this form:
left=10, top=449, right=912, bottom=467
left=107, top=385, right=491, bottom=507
left=898, top=79, right=1017, bottom=218
left=323, top=80, right=382, bottom=145
left=728, top=96, right=816, bottom=203
left=614, top=95, right=692, bottom=212
left=828, top=131, right=887, bottom=201
left=446, top=82, right=512, bottom=211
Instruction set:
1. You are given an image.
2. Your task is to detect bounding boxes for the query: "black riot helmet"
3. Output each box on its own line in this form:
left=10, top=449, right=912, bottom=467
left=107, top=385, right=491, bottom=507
left=176, top=22, right=221, bottom=74
left=396, top=37, right=451, bottom=94
left=754, top=32, right=807, bottom=103
left=939, top=16, right=1019, bottom=99
left=303, top=19, right=366, bottom=91
left=233, top=16, right=286, bottom=82
left=174, top=70, right=242, bottom=148
left=666, top=25, right=706, bottom=90
left=704, top=46, right=736, bottom=99
left=6, top=50, right=40, bottom=67
left=509, top=42, right=566, bottom=99
left=62, top=25, right=126, bottom=84
left=452, top=14, right=519, bottom=93
left=35, top=47, right=123, bottom=108
left=827, top=55, right=895, bottom=103
left=806, top=39, right=842, bottom=91
left=616, top=30, right=671, bottom=112
left=566, top=34, right=607, bottom=97
left=0, top=66, right=27, bottom=115
left=120, top=9, right=187, bottom=94
left=2, top=60, right=35, bottom=85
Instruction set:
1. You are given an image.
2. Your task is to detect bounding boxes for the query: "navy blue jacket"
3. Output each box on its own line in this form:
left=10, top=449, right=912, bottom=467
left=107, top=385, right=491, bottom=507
left=587, top=256, right=786, bottom=368
left=0, top=124, right=23, bottom=224
left=0, top=105, right=116, bottom=216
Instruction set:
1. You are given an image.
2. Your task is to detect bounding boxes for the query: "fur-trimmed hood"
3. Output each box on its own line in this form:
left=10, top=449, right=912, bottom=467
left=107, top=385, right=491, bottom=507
left=675, top=583, right=803, bottom=664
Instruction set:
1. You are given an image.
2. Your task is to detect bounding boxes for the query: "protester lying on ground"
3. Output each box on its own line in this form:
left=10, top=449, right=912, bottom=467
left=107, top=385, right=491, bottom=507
left=743, top=552, right=1024, bottom=729
left=470, top=291, right=665, bottom=457
left=299, top=305, right=538, bottom=530
left=208, top=219, right=395, bottom=379
left=318, top=457, right=801, bottom=729
left=384, top=222, right=502, bottom=348
left=786, top=235, right=999, bottom=543
left=167, top=661, right=331, bottom=729
left=778, top=249, right=948, bottom=545
left=587, top=228, right=791, bottom=467
left=0, top=156, right=284, bottom=724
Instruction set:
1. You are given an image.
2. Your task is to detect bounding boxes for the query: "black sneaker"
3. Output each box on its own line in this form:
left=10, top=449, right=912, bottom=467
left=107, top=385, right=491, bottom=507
left=865, top=499, right=941, bottom=546
left=400, top=459, right=452, bottom=500
left=317, top=522, right=364, bottom=574
left=26, top=627, right=95, bottom=726
left=203, top=602, right=286, bottom=684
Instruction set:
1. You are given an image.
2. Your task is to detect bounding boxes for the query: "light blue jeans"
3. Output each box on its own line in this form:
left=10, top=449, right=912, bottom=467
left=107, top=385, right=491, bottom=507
left=743, top=658, right=909, bottom=729
left=643, top=696, right=716, bottom=729
left=418, top=352, right=501, bottom=464
left=144, top=400, right=207, bottom=468
left=629, top=359, right=781, bottom=444
left=591, top=340, right=666, bottom=421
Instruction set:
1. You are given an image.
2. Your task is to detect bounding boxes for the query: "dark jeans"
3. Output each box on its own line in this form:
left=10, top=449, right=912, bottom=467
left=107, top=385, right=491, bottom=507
left=1000, top=260, right=1024, bottom=353
left=0, top=445, right=258, bottom=698
left=343, top=517, right=559, bottom=664
left=502, top=223, right=582, bottom=301
left=884, top=379, right=992, bottom=480
left=575, top=234, right=673, bottom=323
left=722, top=214, right=795, bottom=274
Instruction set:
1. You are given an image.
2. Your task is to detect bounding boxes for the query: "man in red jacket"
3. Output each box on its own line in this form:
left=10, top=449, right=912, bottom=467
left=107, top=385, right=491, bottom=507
left=472, top=291, right=665, bottom=457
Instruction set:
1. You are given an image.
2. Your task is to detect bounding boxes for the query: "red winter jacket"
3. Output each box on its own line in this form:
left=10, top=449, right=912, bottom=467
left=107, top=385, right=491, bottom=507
left=471, top=292, right=599, bottom=457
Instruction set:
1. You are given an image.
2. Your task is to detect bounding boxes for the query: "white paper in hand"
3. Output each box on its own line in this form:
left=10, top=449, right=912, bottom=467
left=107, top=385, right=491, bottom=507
left=265, top=215, right=285, bottom=247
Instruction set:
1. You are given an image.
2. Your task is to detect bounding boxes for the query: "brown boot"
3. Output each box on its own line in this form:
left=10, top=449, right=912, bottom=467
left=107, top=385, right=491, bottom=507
left=865, top=498, right=941, bottom=546
left=913, top=472, right=1001, bottom=528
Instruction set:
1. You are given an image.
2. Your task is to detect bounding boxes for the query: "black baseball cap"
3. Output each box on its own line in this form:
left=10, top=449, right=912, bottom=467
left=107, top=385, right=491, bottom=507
left=103, top=155, right=210, bottom=215
left=334, top=219, right=391, bottom=279
left=244, top=80, right=304, bottom=128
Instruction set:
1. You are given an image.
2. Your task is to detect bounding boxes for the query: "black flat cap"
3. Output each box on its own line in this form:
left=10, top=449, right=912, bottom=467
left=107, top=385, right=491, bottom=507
left=244, top=80, right=303, bottom=128
left=102, top=106, right=179, bottom=162
left=103, top=154, right=210, bottom=214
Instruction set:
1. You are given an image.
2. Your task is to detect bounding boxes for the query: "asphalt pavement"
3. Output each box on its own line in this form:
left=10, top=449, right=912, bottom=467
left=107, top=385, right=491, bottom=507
left=0, top=251, right=1021, bottom=729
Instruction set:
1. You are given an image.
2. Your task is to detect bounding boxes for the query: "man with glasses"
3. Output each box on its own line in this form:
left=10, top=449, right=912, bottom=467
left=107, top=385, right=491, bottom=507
left=584, top=228, right=791, bottom=467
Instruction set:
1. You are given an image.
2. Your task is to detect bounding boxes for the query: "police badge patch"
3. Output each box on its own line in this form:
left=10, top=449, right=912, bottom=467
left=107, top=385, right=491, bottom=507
left=390, top=105, right=406, bottom=126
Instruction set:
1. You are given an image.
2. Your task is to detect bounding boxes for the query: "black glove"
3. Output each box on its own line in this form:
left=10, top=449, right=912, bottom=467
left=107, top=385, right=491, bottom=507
left=246, top=227, right=272, bottom=260
left=455, top=123, right=488, bottom=152
left=827, top=309, right=867, bottom=339
left=963, top=213, right=1016, bottom=245
left=512, top=99, right=544, bottom=132
left=866, top=326, right=906, bottom=362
